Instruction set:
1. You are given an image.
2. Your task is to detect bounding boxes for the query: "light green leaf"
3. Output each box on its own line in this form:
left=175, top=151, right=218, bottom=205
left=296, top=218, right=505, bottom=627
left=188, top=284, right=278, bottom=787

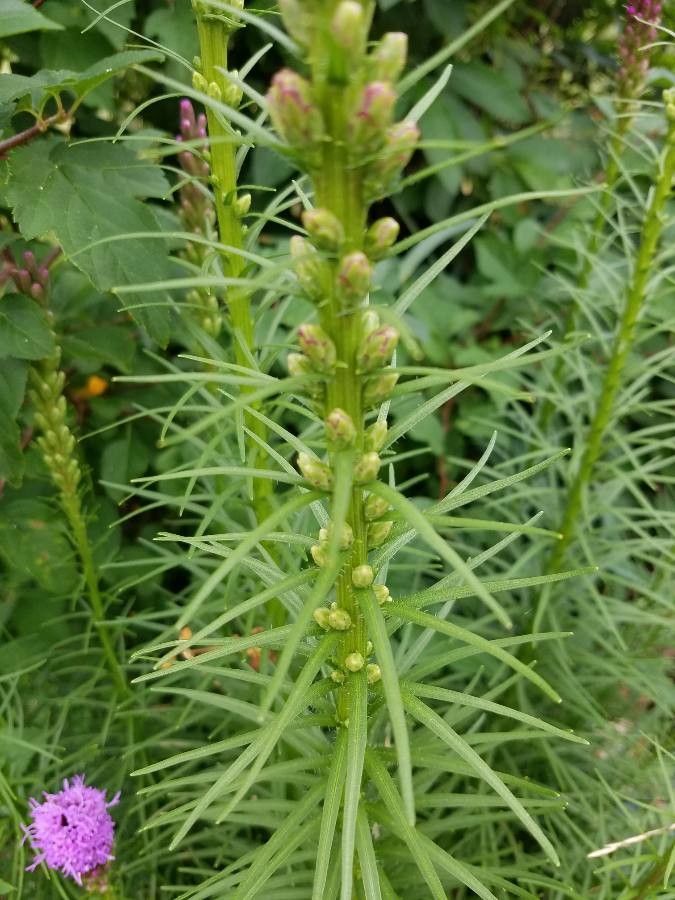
left=0, top=0, right=62, bottom=38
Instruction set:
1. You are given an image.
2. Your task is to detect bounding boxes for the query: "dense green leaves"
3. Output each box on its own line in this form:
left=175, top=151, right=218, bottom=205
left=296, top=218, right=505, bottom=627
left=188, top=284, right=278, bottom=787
left=3, top=137, right=174, bottom=343
left=0, top=0, right=62, bottom=39
left=0, top=296, right=54, bottom=360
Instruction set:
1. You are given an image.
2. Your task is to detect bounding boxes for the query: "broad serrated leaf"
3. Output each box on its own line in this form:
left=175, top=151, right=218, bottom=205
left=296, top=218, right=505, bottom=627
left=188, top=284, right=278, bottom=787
left=0, top=0, right=62, bottom=38
left=4, top=137, right=173, bottom=344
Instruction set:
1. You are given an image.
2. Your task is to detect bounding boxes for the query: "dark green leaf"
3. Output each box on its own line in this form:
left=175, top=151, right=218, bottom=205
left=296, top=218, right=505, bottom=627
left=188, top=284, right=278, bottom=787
left=4, top=137, right=173, bottom=344
left=0, top=295, right=54, bottom=360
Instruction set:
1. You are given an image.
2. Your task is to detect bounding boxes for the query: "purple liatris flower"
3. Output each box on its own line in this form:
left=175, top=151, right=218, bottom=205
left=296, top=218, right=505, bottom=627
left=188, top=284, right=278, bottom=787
left=23, top=775, right=120, bottom=885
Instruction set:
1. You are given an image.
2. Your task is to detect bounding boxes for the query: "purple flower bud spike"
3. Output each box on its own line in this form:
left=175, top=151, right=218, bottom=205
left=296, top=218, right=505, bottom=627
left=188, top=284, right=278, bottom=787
left=23, top=775, right=120, bottom=886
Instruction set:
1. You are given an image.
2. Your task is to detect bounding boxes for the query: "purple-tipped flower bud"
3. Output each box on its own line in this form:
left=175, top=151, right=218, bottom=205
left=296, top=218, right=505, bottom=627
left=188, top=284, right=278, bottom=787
left=278, top=0, right=311, bottom=45
left=363, top=371, right=399, bottom=408
left=369, top=32, right=408, bottom=82
left=267, top=68, right=324, bottom=150
left=373, top=583, right=392, bottom=605
left=354, top=451, right=381, bottom=483
left=328, top=608, right=352, bottom=630
left=30, top=283, right=44, bottom=301
left=368, top=520, right=393, bottom=548
left=336, top=252, right=373, bottom=304
left=365, top=120, right=420, bottom=198
left=357, top=325, right=399, bottom=372
left=313, top=607, right=331, bottom=629
left=37, top=266, right=50, bottom=288
left=364, top=419, right=388, bottom=452
left=352, top=564, right=374, bottom=587
left=618, top=0, right=663, bottom=97
left=326, top=407, right=357, bottom=448
left=302, top=208, right=345, bottom=252
left=297, top=452, right=333, bottom=491
left=331, top=1, right=365, bottom=57
left=290, top=236, right=326, bottom=301
left=297, top=323, right=337, bottom=372
left=366, top=663, right=381, bottom=684
left=364, top=492, right=390, bottom=520
left=351, top=81, right=397, bottom=153
left=344, top=652, right=365, bottom=672
left=365, top=217, right=400, bottom=259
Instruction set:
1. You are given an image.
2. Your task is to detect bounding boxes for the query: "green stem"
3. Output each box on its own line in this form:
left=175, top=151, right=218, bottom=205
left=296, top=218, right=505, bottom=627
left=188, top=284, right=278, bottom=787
left=194, top=3, right=274, bottom=527
left=311, top=51, right=369, bottom=724
left=534, top=101, right=675, bottom=631
left=539, top=115, right=632, bottom=430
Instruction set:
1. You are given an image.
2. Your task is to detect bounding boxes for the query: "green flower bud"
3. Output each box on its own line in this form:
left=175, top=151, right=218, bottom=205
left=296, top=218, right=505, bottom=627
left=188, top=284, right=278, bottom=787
left=234, top=192, right=251, bottom=216
left=364, top=217, right=400, bottom=259
left=331, top=1, right=365, bottom=57
left=290, top=236, right=326, bottom=302
left=298, top=452, right=333, bottom=490
left=310, top=543, right=328, bottom=567
left=328, top=608, right=353, bottom=631
left=331, top=668, right=346, bottom=683
left=366, top=640, right=373, bottom=655
left=278, top=0, right=311, bottom=44
left=373, top=584, right=392, bottom=605
left=352, top=564, right=374, bottom=588
left=354, top=451, right=381, bottom=483
left=364, top=492, right=390, bottom=520
left=344, top=652, right=365, bottom=672
left=192, top=72, right=208, bottom=93
left=357, top=325, right=399, bottom=372
left=302, top=207, right=345, bottom=252
left=363, top=371, right=399, bottom=408
left=326, top=407, right=357, bottom=449
left=369, top=32, right=408, bottom=82
left=350, top=81, right=397, bottom=153
left=287, top=352, right=312, bottom=378
left=297, top=323, right=337, bottom=372
left=364, top=420, right=388, bottom=452
left=366, top=663, right=382, bottom=684
left=336, top=252, right=372, bottom=305
left=368, top=520, right=393, bottom=548
left=361, top=309, right=380, bottom=335
left=322, top=521, right=354, bottom=549
left=313, top=607, right=332, bottom=630
left=267, top=68, right=324, bottom=150
left=207, top=81, right=222, bottom=101
left=222, top=73, right=243, bottom=107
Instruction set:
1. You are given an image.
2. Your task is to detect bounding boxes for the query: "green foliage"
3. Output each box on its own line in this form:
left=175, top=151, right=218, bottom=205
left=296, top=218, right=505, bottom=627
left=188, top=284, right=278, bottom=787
left=0, top=0, right=673, bottom=898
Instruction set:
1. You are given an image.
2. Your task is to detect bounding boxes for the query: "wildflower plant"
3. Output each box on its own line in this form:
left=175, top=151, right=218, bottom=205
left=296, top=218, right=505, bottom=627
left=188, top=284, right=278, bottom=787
left=0, top=1, right=673, bottom=898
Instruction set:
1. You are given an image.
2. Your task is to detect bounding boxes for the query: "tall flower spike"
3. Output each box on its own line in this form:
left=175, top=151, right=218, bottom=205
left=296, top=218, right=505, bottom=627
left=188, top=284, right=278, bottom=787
left=618, top=0, right=663, bottom=97
left=23, top=775, right=120, bottom=886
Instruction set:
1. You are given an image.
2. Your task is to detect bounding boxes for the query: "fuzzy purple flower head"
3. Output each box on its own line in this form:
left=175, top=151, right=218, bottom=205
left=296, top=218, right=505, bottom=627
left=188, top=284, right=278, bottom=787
left=23, top=775, right=120, bottom=885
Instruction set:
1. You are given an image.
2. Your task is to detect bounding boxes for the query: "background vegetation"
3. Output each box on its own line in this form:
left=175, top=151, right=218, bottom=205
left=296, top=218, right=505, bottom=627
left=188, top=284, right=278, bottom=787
left=0, top=0, right=673, bottom=898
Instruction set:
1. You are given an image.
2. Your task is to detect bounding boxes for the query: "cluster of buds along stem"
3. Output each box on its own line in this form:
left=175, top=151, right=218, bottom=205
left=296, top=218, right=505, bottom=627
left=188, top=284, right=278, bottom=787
left=3, top=249, right=51, bottom=301
left=28, top=351, right=82, bottom=498
left=176, top=99, right=221, bottom=339
left=618, top=0, right=663, bottom=97
left=313, top=603, right=353, bottom=632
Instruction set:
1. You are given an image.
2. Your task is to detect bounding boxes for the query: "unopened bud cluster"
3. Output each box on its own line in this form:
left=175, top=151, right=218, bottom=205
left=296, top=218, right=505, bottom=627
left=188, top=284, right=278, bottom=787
left=29, top=348, right=82, bottom=497
left=176, top=98, right=221, bottom=339
left=618, top=0, right=663, bottom=97
left=267, top=6, right=419, bottom=199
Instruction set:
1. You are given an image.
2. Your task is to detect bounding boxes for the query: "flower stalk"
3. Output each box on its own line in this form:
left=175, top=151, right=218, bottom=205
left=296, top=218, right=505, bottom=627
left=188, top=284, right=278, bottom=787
left=535, top=89, right=675, bottom=630
left=192, top=0, right=274, bottom=524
